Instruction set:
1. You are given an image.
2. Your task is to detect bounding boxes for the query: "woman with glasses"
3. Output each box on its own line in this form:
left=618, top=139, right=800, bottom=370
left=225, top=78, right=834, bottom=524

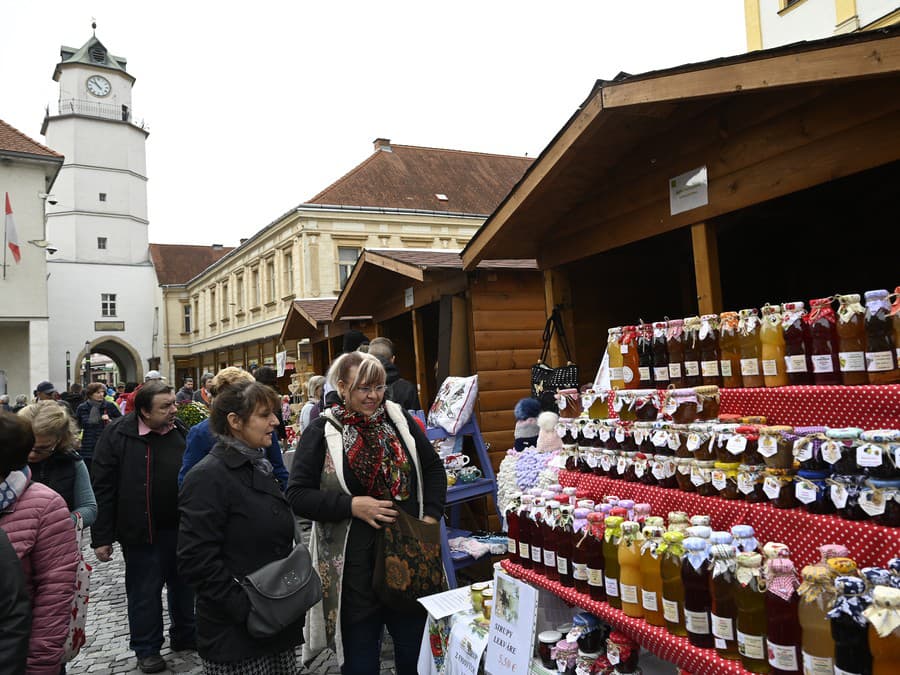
left=18, top=400, right=97, bottom=527
left=287, top=352, right=446, bottom=675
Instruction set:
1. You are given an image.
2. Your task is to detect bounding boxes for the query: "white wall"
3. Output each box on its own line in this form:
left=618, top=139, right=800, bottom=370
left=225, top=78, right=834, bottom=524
left=57, top=67, right=134, bottom=112
left=759, top=0, right=836, bottom=48
left=859, top=0, right=899, bottom=26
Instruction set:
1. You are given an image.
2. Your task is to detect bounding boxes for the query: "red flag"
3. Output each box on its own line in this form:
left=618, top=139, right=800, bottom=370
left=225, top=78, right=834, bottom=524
left=5, top=193, right=20, bottom=263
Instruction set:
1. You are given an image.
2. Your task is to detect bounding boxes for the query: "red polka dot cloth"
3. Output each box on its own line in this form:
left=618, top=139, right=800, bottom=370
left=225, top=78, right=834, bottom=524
left=557, top=471, right=900, bottom=570
left=500, top=559, right=747, bottom=675
left=718, top=384, right=900, bottom=429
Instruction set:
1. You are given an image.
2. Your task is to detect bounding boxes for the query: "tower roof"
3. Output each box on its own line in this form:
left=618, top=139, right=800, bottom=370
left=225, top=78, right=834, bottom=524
left=54, top=36, right=133, bottom=82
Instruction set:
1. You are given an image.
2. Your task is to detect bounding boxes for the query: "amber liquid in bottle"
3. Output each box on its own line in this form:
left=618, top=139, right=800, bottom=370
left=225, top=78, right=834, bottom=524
left=868, top=587, right=900, bottom=675
left=699, top=314, right=722, bottom=387
left=667, top=319, right=685, bottom=388
left=783, top=301, right=812, bottom=385
left=761, top=305, right=790, bottom=388
left=639, top=534, right=666, bottom=627
left=709, top=547, right=740, bottom=660
left=837, top=294, right=869, bottom=385
left=618, top=523, right=644, bottom=618
left=607, top=327, right=625, bottom=391
left=798, top=566, right=836, bottom=675
left=682, top=318, right=702, bottom=387
left=738, top=309, right=765, bottom=388
left=808, top=298, right=842, bottom=386
left=719, top=311, right=743, bottom=389
left=621, top=326, right=641, bottom=391
left=864, top=289, right=900, bottom=385
left=661, top=541, right=687, bottom=637
left=734, top=560, right=768, bottom=673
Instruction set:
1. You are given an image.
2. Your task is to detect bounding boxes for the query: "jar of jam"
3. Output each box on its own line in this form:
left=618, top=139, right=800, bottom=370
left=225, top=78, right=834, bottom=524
left=648, top=422, right=673, bottom=456
left=632, top=422, right=655, bottom=454
left=634, top=503, right=652, bottom=523
left=662, top=388, right=699, bottom=424
left=573, top=611, right=607, bottom=653
left=634, top=452, right=654, bottom=485
left=859, top=430, right=900, bottom=479
left=675, top=458, right=696, bottom=492
left=599, top=449, right=617, bottom=476
left=612, top=421, right=634, bottom=451
left=693, top=459, right=716, bottom=496
left=758, top=425, right=794, bottom=469
left=825, top=428, right=864, bottom=474
left=712, top=423, right=740, bottom=462
left=652, top=454, right=678, bottom=489
left=672, top=424, right=691, bottom=458
left=712, top=461, right=741, bottom=500
left=555, top=638, right=579, bottom=675
left=538, top=631, right=563, bottom=670
left=667, top=511, right=689, bottom=532
left=686, top=423, right=715, bottom=461
left=737, top=464, right=767, bottom=503
left=606, top=632, right=639, bottom=673
left=794, top=470, right=834, bottom=515
left=598, top=420, right=616, bottom=450
left=694, top=385, right=720, bottom=421
left=859, top=479, right=900, bottom=526
left=576, top=650, right=602, bottom=675
left=828, top=474, right=867, bottom=520
left=617, top=452, right=636, bottom=481
left=735, top=425, right=762, bottom=464
left=788, top=427, right=829, bottom=472
left=763, top=468, right=798, bottom=508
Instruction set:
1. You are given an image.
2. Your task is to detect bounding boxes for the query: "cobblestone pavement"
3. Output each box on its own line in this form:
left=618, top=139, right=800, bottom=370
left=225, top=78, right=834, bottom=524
left=68, top=545, right=397, bottom=674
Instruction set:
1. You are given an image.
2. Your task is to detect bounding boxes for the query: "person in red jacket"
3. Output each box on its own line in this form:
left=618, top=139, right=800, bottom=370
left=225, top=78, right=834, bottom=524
left=0, top=411, right=79, bottom=675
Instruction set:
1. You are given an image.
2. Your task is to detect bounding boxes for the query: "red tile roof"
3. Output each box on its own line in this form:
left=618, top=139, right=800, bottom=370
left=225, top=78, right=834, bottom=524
left=292, top=298, right=337, bottom=324
left=306, top=142, right=533, bottom=215
left=369, top=248, right=537, bottom=271
left=0, top=119, right=63, bottom=158
left=149, top=243, right=234, bottom=285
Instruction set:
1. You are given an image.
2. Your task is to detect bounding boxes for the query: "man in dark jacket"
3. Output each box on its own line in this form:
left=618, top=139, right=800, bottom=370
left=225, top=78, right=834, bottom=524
left=90, top=381, right=196, bottom=673
left=367, top=337, right=422, bottom=411
left=0, top=527, right=30, bottom=674
left=174, top=377, right=194, bottom=404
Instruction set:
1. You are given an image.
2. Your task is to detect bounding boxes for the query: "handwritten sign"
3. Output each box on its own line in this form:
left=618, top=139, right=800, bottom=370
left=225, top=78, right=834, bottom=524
left=669, top=165, right=709, bottom=215
left=485, top=571, right=538, bottom=675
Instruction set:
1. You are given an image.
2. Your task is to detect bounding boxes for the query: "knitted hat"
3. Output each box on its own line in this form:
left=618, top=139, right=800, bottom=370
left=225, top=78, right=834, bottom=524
left=513, top=397, right=541, bottom=451
left=536, top=411, right=563, bottom=453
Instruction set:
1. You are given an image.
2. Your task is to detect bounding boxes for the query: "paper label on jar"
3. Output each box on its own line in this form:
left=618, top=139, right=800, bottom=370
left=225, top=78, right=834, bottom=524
left=620, top=583, right=638, bottom=604
left=600, top=454, right=612, bottom=472
left=793, top=438, right=813, bottom=462
left=652, top=430, right=669, bottom=447
left=519, top=542, right=530, bottom=560
left=822, top=440, right=843, bottom=464
left=668, top=433, right=682, bottom=451
left=662, top=598, right=680, bottom=623
left=652, top=460, right=667, bottom=481
left=586, top=452, right=599, bottom=469
left=684, top=361, right=700, bottom=377
left=622, top=365, right=635, bottom=384
left=762, top=359, right=779, bottom=376
left=857, top=443, right=883, bottom=467
left=758, top=435, right=778, bottom=458
left=839, top=351, right=865, bottom=372
left=634, top=461, right=646, bottom=478
left=605, top=576, right=619, bottom=597
left=543, top=549, right=556, bottom=568
left=587, top=567, right=603, bottom=587
left=711, top=613, right=734, bottom=640
left=727, top=434, right=748, bottom=455
left=633, top=428, right=648, bottom=445
left=665, top=459, right=677, bottom=477
left=859, top=489, right=886, bottom=517
left=598, top=427, right=610, bottom=442
left=573, top=562, right=588, bottom=581
left=668, top=362, right=682, bottom=379
left=638, top=366, right=651, bottom=382
left=866, top=350, right=895, bottom=372
left=833, top=667, right=862, bottom=675
left=811, top=354, right=835, bottom=373
left=653, top=366, right=670, bottom=382
left=687, top=433, right=702, bottom=451
left=684, top=609, right=710, bottom=635
left=701, top=360, right=720, bottom=377
left=642, top=589, right=659, bottom=612
left=715, top=637, right=726, bottom=650
left=691, top=465, right=710, bottom=486
left=830, top=483, right=849, bottom=509
left=677, top=461, right=692, bottom=475
left=738, top=471, right=757, bottom=495
left=712, top=470, right=728, bottom=491
left=763, top=476, right=782, bottom=499
left=795, top=480, right=818, bottom=505
left=738, top=630, right=765, bottom=659
left=607, top=643, right=620, bottom=665
left=615, top=427, right=626, bottom=443
left=802, top=651, right=834, bottom=675
left=508, top=537, right=516, bottom=555
left=616, top=457, right=628, bottom=475
left=784, top=354, right=809, bottom=373
left=768, top=641, right=800, bottom=670
left=720, top=360, right=733, bottom=378
left=582, top=422, right=597, bottom=440
left=741, top=358, right=760, bottom=376
left=610, top=366, right=624, bottom=382
left=556, top=556, right=569, bottom=576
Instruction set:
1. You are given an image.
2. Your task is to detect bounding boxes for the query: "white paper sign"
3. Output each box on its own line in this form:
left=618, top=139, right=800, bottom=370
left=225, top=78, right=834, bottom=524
left=669, top=166, right=709, bottom=215
left=418, top=586, right=473, bottom=620
left=275, top=350, right=287, bottom=377
left=485, top=572, right=538, bottom=675
left=404, top=287, right=415, bottom=308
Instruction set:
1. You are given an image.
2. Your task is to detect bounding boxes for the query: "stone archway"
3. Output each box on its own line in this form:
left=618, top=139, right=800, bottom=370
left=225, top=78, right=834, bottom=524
left=75, top=336, right=144, bottom=385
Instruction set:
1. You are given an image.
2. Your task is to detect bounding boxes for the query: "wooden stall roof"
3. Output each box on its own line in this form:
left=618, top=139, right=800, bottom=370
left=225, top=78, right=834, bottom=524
left=279, top=297, right=338, bottom=342
left=461, top=26, right=900, bottom=270
left=332, top=248, right=538, bottom=322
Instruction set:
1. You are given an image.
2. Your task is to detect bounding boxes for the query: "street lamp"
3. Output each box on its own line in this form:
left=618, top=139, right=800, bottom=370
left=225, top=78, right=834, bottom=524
left=83, top=340, right=91, bottom=387
left=65, top=350, right=71, bottom=390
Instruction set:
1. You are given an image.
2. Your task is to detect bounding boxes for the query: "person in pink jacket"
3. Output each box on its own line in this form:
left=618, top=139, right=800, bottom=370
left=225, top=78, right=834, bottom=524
left=0, top=411, right=79, bottom=675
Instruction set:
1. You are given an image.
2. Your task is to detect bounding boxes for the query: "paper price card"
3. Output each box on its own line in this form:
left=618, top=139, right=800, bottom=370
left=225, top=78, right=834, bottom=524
left=485, top=571, right=538, bottom=675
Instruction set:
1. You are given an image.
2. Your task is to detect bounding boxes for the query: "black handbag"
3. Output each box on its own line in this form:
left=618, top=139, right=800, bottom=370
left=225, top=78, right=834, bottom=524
left=241, top=519, right=323, bottom=638
left=531, top=307, right=580, bottom=412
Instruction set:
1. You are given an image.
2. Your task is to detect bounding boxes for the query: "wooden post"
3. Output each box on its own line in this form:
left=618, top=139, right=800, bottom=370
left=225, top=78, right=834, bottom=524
left=690, top=221, right=723, bottom=315
left=542, top=269, right=576, bottom=365
left=411, top=308, right=431, bottom=409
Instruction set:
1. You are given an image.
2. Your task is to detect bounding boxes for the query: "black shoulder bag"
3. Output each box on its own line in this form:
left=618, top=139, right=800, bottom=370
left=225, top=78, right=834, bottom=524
left=531, top=307, right=580, bottom=412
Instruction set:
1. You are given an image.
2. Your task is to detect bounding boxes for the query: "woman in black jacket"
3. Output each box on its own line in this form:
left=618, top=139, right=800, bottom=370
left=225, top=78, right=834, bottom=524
left=286, top=351, right=446, bottom=675
left=177, top=381, right=303, bottom=674
left=75, top=381, right=121, bottom=473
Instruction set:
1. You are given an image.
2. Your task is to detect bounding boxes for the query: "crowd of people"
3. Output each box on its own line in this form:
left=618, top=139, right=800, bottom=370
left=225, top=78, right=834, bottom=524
left=0, top=332, right=447, bottom=675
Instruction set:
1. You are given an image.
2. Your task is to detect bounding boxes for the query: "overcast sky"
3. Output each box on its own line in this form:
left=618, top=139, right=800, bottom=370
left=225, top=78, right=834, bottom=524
left=2, top=1, right=747, bottom=246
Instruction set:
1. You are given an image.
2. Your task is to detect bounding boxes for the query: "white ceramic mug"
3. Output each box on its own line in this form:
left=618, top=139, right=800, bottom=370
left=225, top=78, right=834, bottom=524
left=443, top=454, right=471, bottom=470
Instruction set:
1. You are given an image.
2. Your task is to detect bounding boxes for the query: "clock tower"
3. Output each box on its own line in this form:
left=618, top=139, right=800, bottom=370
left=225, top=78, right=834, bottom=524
left=42, top=31, right=157, bottom=386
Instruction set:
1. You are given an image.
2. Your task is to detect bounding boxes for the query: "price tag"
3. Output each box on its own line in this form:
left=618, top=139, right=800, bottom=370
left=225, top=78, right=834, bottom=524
left=763, top=476, right=782, bottom=500
left=727, top=434, right=748, bottom=455
left=859, top=489, right=886, bottom=517
left=615, top=427, right=626, bottom=443
left=586, top=451, right=599, bottom=468
left=795, top=480, right=818, bottom=505
left=758, top=435, right=778, bottom=458
left=687, top=433, right=702, bottom=452
left=668, top=433, right=682, bottom=451
left=708, top=433, right=718, bottom=452
left=857, top=443, right=884, bottom=468
left=607, top=643, right=620, bottom=665
left=793, top=438, right=812, bottom=462
left=581, top=392, right=597, bottom=412
left=677, top=460, right=692, bottom=475
left=830, top=483, right=849, bottom=509
left=651, top=430, right=669, bottom=447
left=821, top=440, right=843, bottom=464
left=666, top=459, right=677, bottom=477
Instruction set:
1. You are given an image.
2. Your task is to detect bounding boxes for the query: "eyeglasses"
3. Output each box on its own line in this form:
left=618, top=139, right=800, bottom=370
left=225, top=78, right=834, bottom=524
left=356, top=385, right=388, bottom=395
left=31, top=443, right=57, bottom=456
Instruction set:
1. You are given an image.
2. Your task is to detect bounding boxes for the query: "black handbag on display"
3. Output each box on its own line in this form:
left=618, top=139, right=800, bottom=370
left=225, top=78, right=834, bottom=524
left=241, top=519, right=323, bottom=638
left=531, top=307, right=579, bottom=412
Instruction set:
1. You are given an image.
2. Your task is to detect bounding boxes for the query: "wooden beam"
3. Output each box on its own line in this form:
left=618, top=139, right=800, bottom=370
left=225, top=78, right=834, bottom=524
left=411, top=308, right=430, bottom=410
left=543, top=269, right=576, bottom=365
left=690, top=222, right=723, bottom=314
left=473, top=329, right=545, bottom=351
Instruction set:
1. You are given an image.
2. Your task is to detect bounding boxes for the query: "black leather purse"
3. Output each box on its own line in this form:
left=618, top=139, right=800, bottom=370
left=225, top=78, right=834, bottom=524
left=531, top=307, right=579, bottom=412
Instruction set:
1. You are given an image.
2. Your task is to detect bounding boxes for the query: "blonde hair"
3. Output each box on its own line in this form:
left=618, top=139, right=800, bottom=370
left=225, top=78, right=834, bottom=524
left=326, top=352, right=385, bottom=394
left=17, top=400, right=79, bottom=450
left=208, top=367, right=254, bottom=397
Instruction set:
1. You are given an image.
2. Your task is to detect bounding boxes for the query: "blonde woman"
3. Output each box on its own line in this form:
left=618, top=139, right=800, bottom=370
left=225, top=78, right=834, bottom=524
left=19, top=400, right=97, bottom=526
left=299, top=375, right=325, bottom=433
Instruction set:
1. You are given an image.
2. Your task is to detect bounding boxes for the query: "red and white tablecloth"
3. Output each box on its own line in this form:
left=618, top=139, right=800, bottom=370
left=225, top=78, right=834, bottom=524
left=501, top=559, right=748, bottom=675
left=718, top=384, right=900, bottom=429
left=558, top=471, right=900, bottom=570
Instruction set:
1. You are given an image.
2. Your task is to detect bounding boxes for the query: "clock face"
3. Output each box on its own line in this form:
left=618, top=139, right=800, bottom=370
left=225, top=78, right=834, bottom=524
left=86, top=75, right=111, bottom=97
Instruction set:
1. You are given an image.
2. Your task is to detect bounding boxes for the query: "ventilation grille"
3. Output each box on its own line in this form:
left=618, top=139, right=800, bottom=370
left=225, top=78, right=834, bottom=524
left=90, top=45, right=106, bottom=64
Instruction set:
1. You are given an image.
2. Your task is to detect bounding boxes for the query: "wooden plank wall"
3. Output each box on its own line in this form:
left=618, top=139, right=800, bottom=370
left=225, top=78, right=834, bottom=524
left=469, top=269, right=545, bottom=471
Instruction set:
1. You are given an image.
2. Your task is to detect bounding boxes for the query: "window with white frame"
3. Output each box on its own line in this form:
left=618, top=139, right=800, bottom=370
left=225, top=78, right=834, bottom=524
left=222, top=282, right=229, bottom=319
left=183, top=303, right=192, bottom=333
left=283, top=251, right=294, bottom=294
left=266, top=259, right=276, bottom=302
left=101, top=293, right=116, bottom=317
left=210, top=288, right=216, bottom=323
left=236, top=274, right=244, bottom=311
left=338, top=246, right=360, bottom=289
left=251, top=268, right=260, bottom=307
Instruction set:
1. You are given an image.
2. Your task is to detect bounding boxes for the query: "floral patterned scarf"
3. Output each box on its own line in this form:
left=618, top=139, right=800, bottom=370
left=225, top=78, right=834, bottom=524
left=0, top=466, right=31, bottom=512
left=332, top=404, right=410, bottom=501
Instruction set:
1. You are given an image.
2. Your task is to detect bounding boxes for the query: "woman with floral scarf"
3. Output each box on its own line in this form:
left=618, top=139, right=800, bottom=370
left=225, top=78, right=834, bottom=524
left=287, top=352, right=447, bottom=674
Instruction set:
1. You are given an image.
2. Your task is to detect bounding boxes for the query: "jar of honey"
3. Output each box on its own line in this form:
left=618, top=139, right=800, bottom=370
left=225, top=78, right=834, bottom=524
left=712, top=461, right=741, bottom=500
left=675, top=458, right=697, bottom=493
left=757, top=426, right=794, bottom=469
left=692, top=459, right=716, bottom=497
left=581, top=388, right=610, bottom=420
left=763, top=468, right=798, bottom=509
left=737, top=464, right=767, bottom=503
left=794, top=470, right=833, bottom=515
left=694, top=385, right=720, bottom=421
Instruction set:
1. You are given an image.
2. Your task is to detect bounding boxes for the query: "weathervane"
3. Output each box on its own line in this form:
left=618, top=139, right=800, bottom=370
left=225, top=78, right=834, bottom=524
left=92, top=18, right=97, bottom=36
